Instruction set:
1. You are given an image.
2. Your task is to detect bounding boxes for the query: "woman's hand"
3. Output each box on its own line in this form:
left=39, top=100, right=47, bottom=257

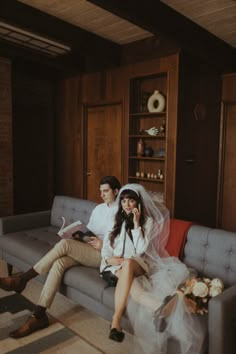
left=132, top=203, right=141, bottom=228
left=106, top=256, right=124, bottom=266
left=88, top=237, right=103, bottom=251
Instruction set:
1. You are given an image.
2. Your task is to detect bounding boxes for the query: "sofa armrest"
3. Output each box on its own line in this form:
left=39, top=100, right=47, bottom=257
left=208, top=284, right=236, bottom=354
left=0, top=210, right=51, bottom=235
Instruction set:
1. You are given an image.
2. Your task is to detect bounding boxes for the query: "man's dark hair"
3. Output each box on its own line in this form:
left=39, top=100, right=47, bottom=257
left=100, top=176, right=121, bottom=191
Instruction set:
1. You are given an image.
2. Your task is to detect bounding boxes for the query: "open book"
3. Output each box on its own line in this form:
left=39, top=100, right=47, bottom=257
left=57, top=217, right=94, bottom=242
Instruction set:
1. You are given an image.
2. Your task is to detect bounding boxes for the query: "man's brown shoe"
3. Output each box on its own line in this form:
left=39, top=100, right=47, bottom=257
left=0, top=274, right=26, bottom=293
left=9, top=314, right=49, bottom=338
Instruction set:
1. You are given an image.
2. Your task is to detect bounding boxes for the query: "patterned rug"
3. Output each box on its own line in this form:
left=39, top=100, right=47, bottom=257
left=0, top=289, right=83, bottom=354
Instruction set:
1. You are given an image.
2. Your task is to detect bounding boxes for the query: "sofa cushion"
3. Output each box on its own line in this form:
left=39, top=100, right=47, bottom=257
left=102, top=286, right=115, bottom=310
left=51, top=196, right=97, bottom=228
left=0, top=226, right=60, bottom=266
left=183, top=225, right=236, bottom=287
left=63, top=266, right=107, bottom=303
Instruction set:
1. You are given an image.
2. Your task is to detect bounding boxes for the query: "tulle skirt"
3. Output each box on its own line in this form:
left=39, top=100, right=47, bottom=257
left=126, top=257, right=208, bottom=354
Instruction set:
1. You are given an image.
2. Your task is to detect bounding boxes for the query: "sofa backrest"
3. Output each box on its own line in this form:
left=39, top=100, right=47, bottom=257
left=51, top=196, right=98, bottom=228
left=183, top=225, right=236, bottom=287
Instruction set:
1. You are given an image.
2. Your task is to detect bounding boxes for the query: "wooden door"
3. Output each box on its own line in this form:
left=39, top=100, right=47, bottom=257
left=84, top=103, right=123, bottom=202
left=217, top=102, right=236, bottom=231
left=175, top=64, right=221, bottom=227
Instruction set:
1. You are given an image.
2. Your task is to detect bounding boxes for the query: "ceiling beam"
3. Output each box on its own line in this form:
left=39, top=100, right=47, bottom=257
left=0, top=0, right=121, bottom=73
left=88, top=0, right=236, bottom=72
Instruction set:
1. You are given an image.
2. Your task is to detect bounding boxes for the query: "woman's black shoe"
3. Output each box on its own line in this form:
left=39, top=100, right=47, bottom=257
left=153, top=316, right=167, bottom=332
left=153, top=293, right=177, bottom=332
left=109, top=328, right=125, bottom=342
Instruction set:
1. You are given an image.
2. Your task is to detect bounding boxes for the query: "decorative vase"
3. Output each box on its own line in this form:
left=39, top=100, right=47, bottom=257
left=137, top=138, right=144, bottom=156
left=143, top=146, right=154, bottom=157
left=147, top=90, right=166, bottom=113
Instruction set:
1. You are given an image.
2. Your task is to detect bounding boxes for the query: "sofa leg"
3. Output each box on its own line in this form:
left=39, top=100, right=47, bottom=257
left=7, top=263, right=13, bottom=276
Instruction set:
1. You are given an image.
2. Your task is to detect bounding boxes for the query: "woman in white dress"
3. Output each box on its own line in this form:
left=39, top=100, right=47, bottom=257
left=101, top=184, right=207, bottom=353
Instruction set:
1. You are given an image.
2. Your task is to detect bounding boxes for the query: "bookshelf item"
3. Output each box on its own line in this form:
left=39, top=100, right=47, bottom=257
left=147, top=90, right=166, bottom=113
left=129, top=73, right=167, bottom=202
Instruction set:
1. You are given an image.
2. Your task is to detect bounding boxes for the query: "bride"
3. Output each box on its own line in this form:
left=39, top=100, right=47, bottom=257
left=100, top=183, right=207, bottom=354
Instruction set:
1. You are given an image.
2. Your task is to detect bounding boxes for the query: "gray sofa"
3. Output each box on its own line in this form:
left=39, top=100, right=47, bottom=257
left=0, top=195, right=236, bottom=354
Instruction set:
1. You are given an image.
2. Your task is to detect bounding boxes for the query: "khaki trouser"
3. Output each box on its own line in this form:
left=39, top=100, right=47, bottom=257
left=33, top=239, right=101, bottom=308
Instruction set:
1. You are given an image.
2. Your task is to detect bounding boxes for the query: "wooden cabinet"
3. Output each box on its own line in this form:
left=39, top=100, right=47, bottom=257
left=125, top=53, right=221, bottom=226
left=124, top=55, right=179, bottom=216
left=128, top=74, right=167, bottom=204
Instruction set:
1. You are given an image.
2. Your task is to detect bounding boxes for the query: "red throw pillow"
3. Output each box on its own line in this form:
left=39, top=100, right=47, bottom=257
left=165, top=219, right=193, bottom=259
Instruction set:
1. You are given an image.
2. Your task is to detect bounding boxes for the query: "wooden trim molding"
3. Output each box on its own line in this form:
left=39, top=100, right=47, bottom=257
left=217, top=100, right=236, bottom=229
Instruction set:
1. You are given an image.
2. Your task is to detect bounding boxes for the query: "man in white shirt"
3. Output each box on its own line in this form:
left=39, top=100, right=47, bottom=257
left=0, top=176, right=121, bottom=338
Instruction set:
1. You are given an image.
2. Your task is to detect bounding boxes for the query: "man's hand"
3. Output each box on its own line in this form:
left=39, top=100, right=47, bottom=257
left=88, top=236, right=103, bottom=251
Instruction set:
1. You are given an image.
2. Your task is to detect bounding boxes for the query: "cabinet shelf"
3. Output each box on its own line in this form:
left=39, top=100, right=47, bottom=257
left=129, top=176, right=165, bottom=184
left=129, top=156, right=165, bottom=161
left=129, top=134, right=165, bottom=139
left=130, top=112, right=166, bottom=117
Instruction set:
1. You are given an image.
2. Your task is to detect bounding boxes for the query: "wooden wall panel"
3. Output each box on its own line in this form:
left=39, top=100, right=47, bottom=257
left=55, top=54, right=179, bottom=216
left=55, top=77, right=83, bottom=197
left=0, top=58, right=13, bottom=216
left=12, top=69, right=55, bottom=213
left=55, top=67, right=128, bottom=197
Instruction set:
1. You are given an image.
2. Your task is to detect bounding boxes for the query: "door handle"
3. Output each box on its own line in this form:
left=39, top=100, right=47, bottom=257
left=184, top=155, right=197, bottom=165
left=86, top=172, right=91, bottom=176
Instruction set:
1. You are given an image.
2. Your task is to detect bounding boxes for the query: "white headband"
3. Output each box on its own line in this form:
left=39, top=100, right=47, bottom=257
left=119, top=184, right=140, bottom=197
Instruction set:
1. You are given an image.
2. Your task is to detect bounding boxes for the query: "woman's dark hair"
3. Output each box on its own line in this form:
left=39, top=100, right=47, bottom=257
left=99, top=176, right=121, bottom=192
left=109, top=189, right=146, bottom=246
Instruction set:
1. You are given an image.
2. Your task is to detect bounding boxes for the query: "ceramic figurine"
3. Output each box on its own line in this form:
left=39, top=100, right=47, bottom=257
left=157, top=169, right=162, bottom=178
left=145, top=127, right=159, bottom=136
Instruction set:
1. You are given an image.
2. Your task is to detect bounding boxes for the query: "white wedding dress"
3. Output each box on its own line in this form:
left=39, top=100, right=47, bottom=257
left=127, top=258, right=208, bottom=354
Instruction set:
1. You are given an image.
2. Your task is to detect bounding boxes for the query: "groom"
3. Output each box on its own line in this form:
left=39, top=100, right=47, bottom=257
left=0, top=175, right=121, bottom=338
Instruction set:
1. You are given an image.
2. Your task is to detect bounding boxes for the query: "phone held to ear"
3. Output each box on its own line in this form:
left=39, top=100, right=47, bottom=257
left=127, top=212, right=134, bottom=223
left=125, top=212, right=134, bottom=231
